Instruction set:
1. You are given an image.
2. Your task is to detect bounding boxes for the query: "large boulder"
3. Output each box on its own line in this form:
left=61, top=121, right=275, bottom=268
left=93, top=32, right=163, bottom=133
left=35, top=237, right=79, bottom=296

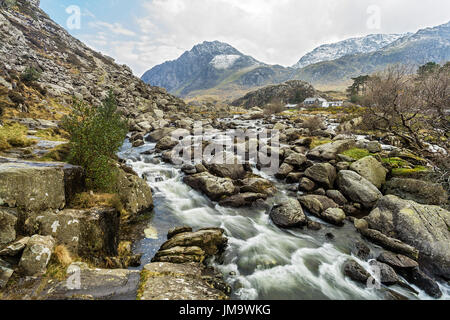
left=304, top=163, right=337, bottom=189
left=19, top=235, right=55, bottom=276
left=337, top=170, right=382, bottom=208
left=238, top=177, right=276, bottom=196
left=116, top=169, right=154, bottom=217
left=139, top=262, right=229, bottom=300
left=204, top=152, right=246, bottom=180
left=0, top=208, right=17, bottom=245
left=350, top=156, right=387, bottom=189
left=31, top=208, right=120, bottom=258
left=365, top=195, right=450, bottom=279
left=183, top=172, right=238, bottom=201
left=298, top=195, right=338, bottom=216
left=156, top=136, right=179, bottom=151
left=384, top=178, right=448, bottom=206
left=307, top=139, right=355, bottom=161
left=155, top=228, right=227, bottom=262
left=44, top=262, right=141, bottom=300
left=270, top=198, right=307, bottom=228
left=284, top=152, right=307, bottom=168
left=219, top=193, right=267, bottom=208
left=146, top=127, right=175, bottom=142
left=354, top=219, right=419, bottom=259
left=0, top=162, right=65, bottom=211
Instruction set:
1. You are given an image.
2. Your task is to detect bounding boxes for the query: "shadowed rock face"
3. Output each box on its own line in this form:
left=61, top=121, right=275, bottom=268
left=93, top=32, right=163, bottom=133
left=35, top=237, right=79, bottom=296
left=365, top=195, right=450, bottom=279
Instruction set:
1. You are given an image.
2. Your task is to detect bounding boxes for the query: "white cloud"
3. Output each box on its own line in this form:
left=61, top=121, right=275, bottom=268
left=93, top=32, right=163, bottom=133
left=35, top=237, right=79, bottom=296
left=88, top=21, right=136, bottom=36
left=77, top=0, right=450, bottom=76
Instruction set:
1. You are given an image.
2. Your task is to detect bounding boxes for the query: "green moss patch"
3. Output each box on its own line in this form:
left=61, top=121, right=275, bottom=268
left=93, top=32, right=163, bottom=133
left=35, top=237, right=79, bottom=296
left=340, top=148, right=371, bottom=160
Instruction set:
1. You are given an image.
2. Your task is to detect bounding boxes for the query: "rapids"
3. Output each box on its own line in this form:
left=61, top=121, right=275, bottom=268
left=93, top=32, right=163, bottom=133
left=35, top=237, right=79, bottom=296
left=118, top=117, right=450, bottom=300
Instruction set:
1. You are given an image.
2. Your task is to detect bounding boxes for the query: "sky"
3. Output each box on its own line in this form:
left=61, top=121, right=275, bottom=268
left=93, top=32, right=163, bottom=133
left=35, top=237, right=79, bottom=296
left=40, top=0, right=450, bottom=77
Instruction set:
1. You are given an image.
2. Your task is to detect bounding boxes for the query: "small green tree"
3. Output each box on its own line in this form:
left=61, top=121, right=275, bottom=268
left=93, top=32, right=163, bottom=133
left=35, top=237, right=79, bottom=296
left=62, top=91, right=128, bottom=191
left=417, top=62, right=440, bottom=77
left=20, top=67, right=41, bottom=83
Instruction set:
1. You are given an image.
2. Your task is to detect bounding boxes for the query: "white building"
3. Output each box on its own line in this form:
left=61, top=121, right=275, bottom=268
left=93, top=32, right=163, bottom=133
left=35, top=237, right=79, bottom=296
left=303, top=97, right=328, bottom=108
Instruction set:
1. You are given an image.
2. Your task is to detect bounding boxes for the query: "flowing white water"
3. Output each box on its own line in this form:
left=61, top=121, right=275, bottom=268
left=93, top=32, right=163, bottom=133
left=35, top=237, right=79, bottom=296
left=118, top=119, right=450, bottom=301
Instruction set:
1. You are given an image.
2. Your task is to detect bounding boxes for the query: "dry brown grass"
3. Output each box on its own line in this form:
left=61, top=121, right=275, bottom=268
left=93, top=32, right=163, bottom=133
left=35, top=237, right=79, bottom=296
left=54, top=245, right=73, bottom=267
left=70, top=192, right=124, bottom=213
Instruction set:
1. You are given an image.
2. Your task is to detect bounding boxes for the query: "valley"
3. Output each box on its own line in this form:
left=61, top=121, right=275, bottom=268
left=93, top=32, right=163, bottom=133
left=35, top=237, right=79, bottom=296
left=0, top=0, right=449, bottom=303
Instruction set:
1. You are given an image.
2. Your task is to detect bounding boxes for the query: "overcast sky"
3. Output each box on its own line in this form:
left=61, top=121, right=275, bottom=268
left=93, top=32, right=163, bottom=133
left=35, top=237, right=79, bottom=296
left=40, top=0, right=450, bottom=76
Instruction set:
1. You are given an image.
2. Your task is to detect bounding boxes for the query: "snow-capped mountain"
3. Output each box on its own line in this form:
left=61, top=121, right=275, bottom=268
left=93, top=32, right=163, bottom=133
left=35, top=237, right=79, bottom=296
left=141, top=41, right=262, bottom=96
left=293, top=33, right=410, bottom=69
left=142, top=21, right=450, bottom=98
left=292, top=21, right=450, bottom=85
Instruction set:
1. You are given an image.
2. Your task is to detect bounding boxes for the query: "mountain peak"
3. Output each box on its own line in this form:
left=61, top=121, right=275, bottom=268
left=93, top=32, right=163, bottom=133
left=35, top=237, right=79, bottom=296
left=188, top=40, right=242, bottom=56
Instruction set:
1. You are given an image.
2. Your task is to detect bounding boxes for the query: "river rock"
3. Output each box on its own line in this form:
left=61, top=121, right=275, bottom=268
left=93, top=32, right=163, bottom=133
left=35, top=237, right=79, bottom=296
left=167, top=226, right=193, bottom=240
left=337, top=170, right=382, bottom=208
left=219, top=193, right=268, bottom=208
left=157, top=228, right=227, bottom=259
left=19, top=235, right=55, bottom=276
left=365, top=195, right=450, bottom=278
left=204, top=152, right=246, bottom=180
left=322, top=208, right=346, bottom=226
left=343, top=259, right=370, bottom=284
left=238, top=177, right=276, bottom=196
left=377, top=251, right=419, bottom=269
left=275, top=163, right=294, bottom=180
left=396, top=267, right=442, bottom=298
left=270, top=198, right=307, bottom=228
left=0, top=208, right=17, bottom=245
left=366, top=141, right=382, bottom=153
left=350, top=156, right=387, bottom=189
left=0, top=260, right=14, bottom=289
left=284, top=152, right=307, bottom=168
left=369, top=260, right=399, bottom=285
left=354, top=219, right=419, bottom=260
left=304, top=163, right=337, bottom=189
left=156, top=136, right=179, bottom=151
left=139, top=262, right=229, bottom=300
left=307, top=139, right=355, bottom=161
left=298, top=195, right=338, bottom=216
left=146, top=128, right=175, bottom=142
left=326, top=190, right=348, bottom=206
left=299, top=177, right=316, bottom=192
left=384, top=178, right=448, bottom=206
left=183, top=172, right=238, bottom=201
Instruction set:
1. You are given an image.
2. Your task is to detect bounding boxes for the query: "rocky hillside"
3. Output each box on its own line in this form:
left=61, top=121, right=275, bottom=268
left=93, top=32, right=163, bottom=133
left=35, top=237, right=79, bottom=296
left=291, top=21, right=450, bottom=85
left=0, top=0, right=185, bottom=127
left=293, top=33, right=409, bottom=69
left=231, top=80, right=318, bottom=108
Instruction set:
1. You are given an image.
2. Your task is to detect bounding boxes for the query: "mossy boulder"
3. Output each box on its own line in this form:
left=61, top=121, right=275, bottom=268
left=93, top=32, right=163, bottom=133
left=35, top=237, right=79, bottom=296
left=365, top=195, right=450, bottom=279
left=350, top=156, right=387, bottom=189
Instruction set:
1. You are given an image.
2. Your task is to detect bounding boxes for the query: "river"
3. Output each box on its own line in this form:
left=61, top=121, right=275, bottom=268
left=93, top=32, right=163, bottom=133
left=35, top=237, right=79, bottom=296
left=118, top=117, right=450, bottom=300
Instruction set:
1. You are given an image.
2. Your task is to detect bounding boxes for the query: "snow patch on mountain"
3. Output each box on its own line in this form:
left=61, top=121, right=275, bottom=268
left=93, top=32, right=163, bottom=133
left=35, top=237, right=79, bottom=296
left=294, top=33, right=411, bottom=69
left=210, top=54, right=241, bottom=69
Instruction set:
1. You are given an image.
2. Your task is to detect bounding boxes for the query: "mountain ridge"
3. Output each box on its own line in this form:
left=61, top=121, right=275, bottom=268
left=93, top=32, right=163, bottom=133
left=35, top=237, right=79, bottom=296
left=142, top=21, right=450, bottom=100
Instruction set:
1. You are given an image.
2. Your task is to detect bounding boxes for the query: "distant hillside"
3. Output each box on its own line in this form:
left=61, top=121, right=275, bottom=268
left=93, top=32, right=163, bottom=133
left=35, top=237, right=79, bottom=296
left=231, top=80, right=318, bottom=108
